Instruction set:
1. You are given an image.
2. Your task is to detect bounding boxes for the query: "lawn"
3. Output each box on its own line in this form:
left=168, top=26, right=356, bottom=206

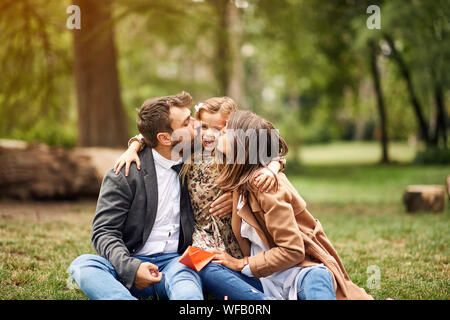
left=0, top=142, right=448, bottom=300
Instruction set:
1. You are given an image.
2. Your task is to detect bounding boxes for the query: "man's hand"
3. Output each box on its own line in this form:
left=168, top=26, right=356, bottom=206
left=209, top=191, right=233, bottom=218
left=134, top=262, right=162, bottom=290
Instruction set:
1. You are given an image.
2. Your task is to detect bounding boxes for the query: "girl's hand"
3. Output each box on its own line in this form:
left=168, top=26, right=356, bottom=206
left=113, top=147, right=141, bottom=176
left=211, top=249, right=244, bottom=272
left=210, top=192, right=232, bottom=218
left=253, top=167, right=276, bottom=193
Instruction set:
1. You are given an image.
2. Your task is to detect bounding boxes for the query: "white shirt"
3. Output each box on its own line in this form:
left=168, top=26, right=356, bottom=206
left=238, top=195, right=313, bottom=300
left=133, top=148, right=182, bottom=256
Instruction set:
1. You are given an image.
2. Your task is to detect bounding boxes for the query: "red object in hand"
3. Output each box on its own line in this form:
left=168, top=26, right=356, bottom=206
left=178, top=246, right=215, bottom=271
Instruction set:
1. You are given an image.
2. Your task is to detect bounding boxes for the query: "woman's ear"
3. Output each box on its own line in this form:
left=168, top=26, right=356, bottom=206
left=156, top=132, right=172, bottom=146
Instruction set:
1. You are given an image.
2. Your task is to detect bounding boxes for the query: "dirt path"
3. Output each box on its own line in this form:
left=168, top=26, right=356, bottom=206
left=0, top=199, right=97, bottom=222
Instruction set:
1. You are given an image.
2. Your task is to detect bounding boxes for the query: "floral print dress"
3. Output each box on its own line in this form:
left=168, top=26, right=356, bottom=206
left=187, top=158, right=243, bottom=259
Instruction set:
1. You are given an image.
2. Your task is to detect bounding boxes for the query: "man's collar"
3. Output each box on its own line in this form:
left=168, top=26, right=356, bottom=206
left=151, top=148, right=182, bottom=170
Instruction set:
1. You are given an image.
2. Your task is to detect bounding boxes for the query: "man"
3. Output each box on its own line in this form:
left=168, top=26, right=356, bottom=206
left=69, top=92, right=204, bottom=300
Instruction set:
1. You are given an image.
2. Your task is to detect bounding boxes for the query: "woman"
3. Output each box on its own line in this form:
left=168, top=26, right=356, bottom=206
left=211, top=110, right=373, bottom=300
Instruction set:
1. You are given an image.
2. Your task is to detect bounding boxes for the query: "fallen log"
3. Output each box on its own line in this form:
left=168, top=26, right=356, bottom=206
left=0, top=140, right=123, bottom=200
left=403, top=185, right=446, bottom=213
left=446, top=175, right=450, bottom=200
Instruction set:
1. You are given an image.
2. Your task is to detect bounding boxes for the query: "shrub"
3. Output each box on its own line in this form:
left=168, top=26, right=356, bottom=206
left=414, top=147, right=450, bottom=164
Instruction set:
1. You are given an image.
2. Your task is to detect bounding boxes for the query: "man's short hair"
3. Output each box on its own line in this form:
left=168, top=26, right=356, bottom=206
left=137, top=92, right=192, bottom=148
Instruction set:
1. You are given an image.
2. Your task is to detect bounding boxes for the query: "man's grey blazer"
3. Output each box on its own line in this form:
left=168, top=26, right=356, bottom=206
left=91, top=147, right=194, bottom=289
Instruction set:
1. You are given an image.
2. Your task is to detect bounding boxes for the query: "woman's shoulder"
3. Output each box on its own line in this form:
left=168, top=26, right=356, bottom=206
left=248, top=172, right=306, bottom=211
left=248, top=173, right=291, bottom=204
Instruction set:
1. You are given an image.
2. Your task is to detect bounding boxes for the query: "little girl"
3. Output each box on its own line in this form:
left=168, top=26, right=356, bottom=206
left=114, top=97, right=285, bottom=299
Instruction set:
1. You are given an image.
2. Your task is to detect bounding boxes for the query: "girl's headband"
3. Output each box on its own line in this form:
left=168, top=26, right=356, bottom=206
left=194, top=102, right=204, bottom=112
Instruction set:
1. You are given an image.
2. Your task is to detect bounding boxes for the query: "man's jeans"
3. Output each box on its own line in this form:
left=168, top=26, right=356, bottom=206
left=69, top=253, right=203, bottom=300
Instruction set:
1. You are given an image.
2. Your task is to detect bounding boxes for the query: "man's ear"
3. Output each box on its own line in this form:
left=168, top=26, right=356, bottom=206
left=156, top=132, right=172, bottom=146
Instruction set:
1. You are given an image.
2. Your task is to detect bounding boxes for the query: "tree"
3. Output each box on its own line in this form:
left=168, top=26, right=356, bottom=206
left=227, top=1, right=245, bottom=104
left=383, top=33, right=430, bottom=145
left=72, top=0, right=128, bottom=147
left=431, top=69, right=448, bottom=148
left=369, top=40, right=389, bottom=163
left=382, top=0, right=450, bottom=149
left=206, top=0, right=245, bottom=101
left=0, top=0, right=74, bottom=146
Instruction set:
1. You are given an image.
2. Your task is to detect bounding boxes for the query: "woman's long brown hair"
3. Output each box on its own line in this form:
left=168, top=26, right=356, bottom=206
left=215, top=110, right=288, bottom=194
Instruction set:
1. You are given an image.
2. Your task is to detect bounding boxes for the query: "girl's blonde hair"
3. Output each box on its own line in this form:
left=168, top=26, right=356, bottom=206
left=195, top=96, right=238, bottom=120
left=180, top=96, right=238, bottom=181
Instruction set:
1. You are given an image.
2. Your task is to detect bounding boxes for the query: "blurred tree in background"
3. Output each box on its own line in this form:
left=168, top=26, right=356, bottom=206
left=0, top=0, right=448, bottom=161
left=0, top=0, right=74, bottom=146
left=73, top=0, right=128, bottom=147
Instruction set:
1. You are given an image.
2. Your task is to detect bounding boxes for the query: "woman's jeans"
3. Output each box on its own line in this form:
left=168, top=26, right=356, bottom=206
left=69, top=253, right=203, bottom=300
left=198, top=262, right=267, bottom=300
left=296, top=265, right=336, bottom=300
left=198, top=263, right=336, bottom=300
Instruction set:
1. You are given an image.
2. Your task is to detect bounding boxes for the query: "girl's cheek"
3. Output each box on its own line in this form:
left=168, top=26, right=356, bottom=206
left=203, top=128, right=219, bottom=139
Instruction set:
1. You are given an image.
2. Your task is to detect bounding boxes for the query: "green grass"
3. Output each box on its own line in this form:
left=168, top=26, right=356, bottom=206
left=308, top=202, right=449, bottom=299
left=299, top=141, right=418, bottom=165
left=290, top=141, right=450, bottom=299
left=290, top=164, right=448, bottom=204
left=0, top=141, right=448, bottom=299
left=0, top=202, right=95, bottom=299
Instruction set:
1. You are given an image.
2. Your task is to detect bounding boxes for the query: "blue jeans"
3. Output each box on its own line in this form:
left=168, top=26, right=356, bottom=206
left=198, top=262, right=267, bottom=300
left=296, top=265, right=336, bottom=300
left=198, top=263, right=335, bottom=300
left=69, top=253, right=203, bottom=300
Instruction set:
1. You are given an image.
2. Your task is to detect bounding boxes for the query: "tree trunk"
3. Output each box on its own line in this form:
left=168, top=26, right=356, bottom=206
left=432, top=79, right=448, bottom=148
left=446, top=175, right=450, bottom=200
left=227, top=2, right=244, bottom=105
left=403, top=185, right=446, bottom=213
left=72, top=0, right=128, bottom=147
left=211, top=0, right=231, bottom=96
left=369, top=41, right=389, bottom=163
left=384, top=34, right=430, bottom=145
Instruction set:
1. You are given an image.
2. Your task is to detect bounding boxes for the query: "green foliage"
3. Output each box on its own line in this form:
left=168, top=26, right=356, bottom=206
left=0, top=0, right=447, bottom=154
left=0, top=0, right=74, bottom=146
left=414, top=147, right=450, bottom=165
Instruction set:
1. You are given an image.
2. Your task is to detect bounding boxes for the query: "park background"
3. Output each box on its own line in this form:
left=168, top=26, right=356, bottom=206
left=0, top=0, right=448, bottom=299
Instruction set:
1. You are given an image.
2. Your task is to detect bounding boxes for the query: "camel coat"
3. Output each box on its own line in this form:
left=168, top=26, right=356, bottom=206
left=231, top=173, right=373, bottom=300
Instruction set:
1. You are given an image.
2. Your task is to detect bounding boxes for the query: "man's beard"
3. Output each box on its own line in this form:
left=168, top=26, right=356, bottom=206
left=171, top=136, right=195, bottom=161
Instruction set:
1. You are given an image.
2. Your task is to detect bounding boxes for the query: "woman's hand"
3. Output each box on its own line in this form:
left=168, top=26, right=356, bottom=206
left=209, top=192, right=232, bottom=218
left=211, top=249, right=244, bottom=272
left=113, top=145, right=141, bottom=176
left=253, top=167, right=277, bottom=193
